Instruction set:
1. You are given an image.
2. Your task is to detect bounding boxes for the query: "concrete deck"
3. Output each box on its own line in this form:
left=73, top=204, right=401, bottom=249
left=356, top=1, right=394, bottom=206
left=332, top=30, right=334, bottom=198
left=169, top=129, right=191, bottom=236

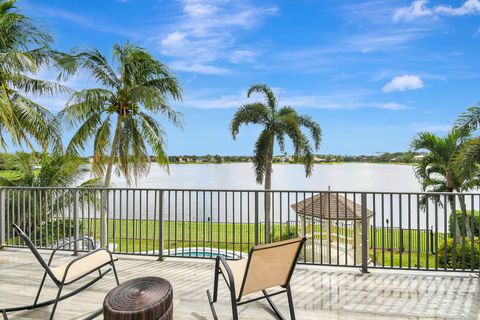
left=0, top=248, right=479, bottom=319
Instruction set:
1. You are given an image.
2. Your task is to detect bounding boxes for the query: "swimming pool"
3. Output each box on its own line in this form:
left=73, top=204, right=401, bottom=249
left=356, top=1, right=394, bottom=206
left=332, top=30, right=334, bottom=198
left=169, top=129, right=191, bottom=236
left=166, top=247, right=242, bottom=259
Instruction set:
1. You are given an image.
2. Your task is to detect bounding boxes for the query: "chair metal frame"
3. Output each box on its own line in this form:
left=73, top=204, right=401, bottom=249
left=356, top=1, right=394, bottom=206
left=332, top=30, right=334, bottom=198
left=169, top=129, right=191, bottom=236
left=1, top=224, right=119, bottom=320
left=207, top=237, right=306, bottom=320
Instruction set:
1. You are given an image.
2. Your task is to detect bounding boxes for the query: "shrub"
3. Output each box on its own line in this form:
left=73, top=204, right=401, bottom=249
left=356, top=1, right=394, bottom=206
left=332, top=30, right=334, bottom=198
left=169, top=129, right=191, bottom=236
left=34, top=218, right=83, bottom=246
left=448, top=211, right=479, bottom=237
left=438, top=238, right=479, bottom=270
left=270, top=225, right=298, bottom=242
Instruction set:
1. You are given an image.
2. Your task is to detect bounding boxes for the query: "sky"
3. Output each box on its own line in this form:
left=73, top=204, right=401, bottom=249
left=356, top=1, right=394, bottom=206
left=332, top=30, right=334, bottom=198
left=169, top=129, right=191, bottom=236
left=17, top=0, right=480, bottom=156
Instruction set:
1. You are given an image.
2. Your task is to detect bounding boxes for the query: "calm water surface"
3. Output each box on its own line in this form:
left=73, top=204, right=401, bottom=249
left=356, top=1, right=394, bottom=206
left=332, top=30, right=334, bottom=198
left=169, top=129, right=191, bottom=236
left=84, top=162, right=422, bottom=192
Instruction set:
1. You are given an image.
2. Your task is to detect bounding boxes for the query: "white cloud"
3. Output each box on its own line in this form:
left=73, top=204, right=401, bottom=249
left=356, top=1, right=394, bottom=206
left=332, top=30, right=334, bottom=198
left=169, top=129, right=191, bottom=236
left=394, top=0, right=432, bottom=21
left=152, top=0, right=277, bottom=74
left=383, top=75, right=424, bottom=92
left=169, top=62, right=229, bottom=75
left=229, top=50, right=256, bottom=63
left=436, top=0, right=480, bottom=15
left=183, top=2, right=219, bottom=16
left=394, top=0, right=480, bottom=21
left=161, top=31, right=187, bottom=47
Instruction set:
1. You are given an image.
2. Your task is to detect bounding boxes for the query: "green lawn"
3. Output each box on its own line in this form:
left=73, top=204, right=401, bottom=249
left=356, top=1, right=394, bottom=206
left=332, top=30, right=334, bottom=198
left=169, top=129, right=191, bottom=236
left=75, top=218, right=452, bottom=269
left=7, top=215, right=466, bottom=269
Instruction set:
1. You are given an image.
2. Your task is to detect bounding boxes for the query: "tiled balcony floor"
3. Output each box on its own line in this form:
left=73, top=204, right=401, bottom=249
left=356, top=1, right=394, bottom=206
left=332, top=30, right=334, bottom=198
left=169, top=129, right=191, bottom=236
left=0, top=248, right=479, bottom=319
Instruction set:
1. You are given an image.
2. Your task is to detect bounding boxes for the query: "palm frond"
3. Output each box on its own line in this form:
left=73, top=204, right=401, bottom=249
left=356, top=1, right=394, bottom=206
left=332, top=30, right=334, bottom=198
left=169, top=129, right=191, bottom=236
left=247, top=84, right=277, bottom=110
left=230, top=103, right=268, bottom=138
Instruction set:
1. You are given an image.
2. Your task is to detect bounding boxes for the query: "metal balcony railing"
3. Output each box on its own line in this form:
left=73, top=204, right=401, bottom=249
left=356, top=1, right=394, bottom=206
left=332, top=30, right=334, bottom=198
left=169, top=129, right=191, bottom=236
left=1, top=187, right=478, bottom=273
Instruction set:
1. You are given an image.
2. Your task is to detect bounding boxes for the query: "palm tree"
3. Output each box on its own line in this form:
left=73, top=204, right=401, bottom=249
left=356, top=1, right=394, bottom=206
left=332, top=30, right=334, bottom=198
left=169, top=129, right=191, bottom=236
left=0, top=0, right=65, bottom=151
left=230, top=84, right=321, bottom=241
left=0, top=153, right=100, bottom=245
left=454, top=104, right=480, bottom=175
left=411, top=130, right=478, bottom=238
left=60, top=42, right=183, bottom=246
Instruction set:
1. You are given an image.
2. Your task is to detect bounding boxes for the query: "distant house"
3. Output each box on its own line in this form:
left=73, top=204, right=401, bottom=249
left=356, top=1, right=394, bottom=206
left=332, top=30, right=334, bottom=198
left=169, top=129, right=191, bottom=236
left=414, top=155, right=425, bottom=161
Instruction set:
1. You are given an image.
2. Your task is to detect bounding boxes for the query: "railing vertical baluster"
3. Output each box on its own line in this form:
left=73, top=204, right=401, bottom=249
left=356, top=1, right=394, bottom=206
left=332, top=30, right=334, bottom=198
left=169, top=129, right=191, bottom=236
left=434, top=196, right=439, bottom=270
left=443, top=194, right=447, bottom=271
left=303, top=192, right=307, bottom=263
left=0, top=188, right=4, bottom=248
left=158, top=190, right=164, bottom=261
left=452, top=198, right=457, bottom=271
left=247, top=192, right=251, bottom=251
left=416, top=194, right=421, bottom=270
left=470, top=195, right=475, bottom=271
left=73, top=189, right=79, bottom=255
left=112, top=190, right=116, bottom=253
left=139, top=190, right=143, bottom=254
left=408, top=194, right=411, bottom=269
left=361, top=192, right=369, bottom=273
left=181, top=190, right=184, bottom=256
left=167, top=190, right=170, bottom=256
left=336, top=192, right=340, bottom=266
left=119, top=190, right=123, bottom=253
left=399, top=194, right=403, bottom=269
left=240, top=192, right=243, bottom=258
left=381, top=194, right=385, bottom=267
left=174, top=191, right=177, bottom=256
left=33, top=190, right=37, bottom=246
left=425, top=195, right=429, bottom=270
left=254, top=192, right=259, bottom=246
left=146, top=191, right=149, bottom=255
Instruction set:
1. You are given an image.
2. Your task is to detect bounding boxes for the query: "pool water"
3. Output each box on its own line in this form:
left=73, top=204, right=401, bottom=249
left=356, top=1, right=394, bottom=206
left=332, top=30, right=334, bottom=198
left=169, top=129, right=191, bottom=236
left=169, top=248, right=240, bottom=259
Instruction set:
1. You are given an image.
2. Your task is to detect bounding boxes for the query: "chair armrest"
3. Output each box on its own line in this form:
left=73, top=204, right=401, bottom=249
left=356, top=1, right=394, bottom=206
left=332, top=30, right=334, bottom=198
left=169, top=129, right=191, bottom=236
left=48, top=237, right=96, bottom=266
left=216, top=255, right=237, bottom=294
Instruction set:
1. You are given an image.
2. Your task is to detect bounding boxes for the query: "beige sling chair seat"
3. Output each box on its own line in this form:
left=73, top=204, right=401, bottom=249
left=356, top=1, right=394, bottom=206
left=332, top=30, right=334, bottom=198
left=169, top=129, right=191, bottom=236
left=0, top=224, right=119, bottom=320
left=207, top=237, right=306, bottom=320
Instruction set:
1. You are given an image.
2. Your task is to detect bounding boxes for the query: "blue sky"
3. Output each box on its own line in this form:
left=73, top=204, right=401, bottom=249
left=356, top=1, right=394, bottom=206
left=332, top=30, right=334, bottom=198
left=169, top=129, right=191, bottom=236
left=19, top=0, right=480, bottom=156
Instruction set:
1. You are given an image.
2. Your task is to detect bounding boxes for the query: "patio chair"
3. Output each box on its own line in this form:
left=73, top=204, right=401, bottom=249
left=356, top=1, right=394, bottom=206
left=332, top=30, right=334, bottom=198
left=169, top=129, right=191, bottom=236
left=206, top=236, right=306, bottom=320
left=1, top=224, right=119, bottom=320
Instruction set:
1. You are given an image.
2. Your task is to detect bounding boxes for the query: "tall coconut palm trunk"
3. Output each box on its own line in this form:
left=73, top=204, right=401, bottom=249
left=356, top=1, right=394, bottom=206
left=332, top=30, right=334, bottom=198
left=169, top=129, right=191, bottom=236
left=100, top=114, right=122, bottom=248
left=264, top=136, right=274, bottom=243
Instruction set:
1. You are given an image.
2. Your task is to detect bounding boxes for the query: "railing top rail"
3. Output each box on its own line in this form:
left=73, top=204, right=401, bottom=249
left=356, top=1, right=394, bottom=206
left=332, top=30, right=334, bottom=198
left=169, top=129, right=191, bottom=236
left=0, top=186, right=479, bottom=196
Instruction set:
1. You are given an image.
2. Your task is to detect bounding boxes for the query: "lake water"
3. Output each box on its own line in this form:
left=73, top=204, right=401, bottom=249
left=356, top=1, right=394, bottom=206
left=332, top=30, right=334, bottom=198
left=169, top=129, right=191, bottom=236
left=85, top=162, right=422, bottom=192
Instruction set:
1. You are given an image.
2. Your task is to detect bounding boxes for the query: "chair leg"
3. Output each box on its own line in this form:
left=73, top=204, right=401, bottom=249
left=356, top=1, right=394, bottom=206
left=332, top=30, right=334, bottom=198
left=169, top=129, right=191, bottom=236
left=213, top=258, right=219, bottom=302
left=33, top=271, right=48, bottom=306
left=262, top=289, right=286, bottom=320
left=230, top=291, right=238, bottom=320
left=286, top=285, right=296, bottom=320
left=111, top=262, right=120, bottom=286
left=49, top=284, right=63, bottom=320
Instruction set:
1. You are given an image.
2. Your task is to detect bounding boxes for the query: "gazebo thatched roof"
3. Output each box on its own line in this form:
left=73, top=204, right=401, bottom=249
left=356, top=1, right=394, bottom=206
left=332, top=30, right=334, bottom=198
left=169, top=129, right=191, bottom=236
left=290, top=192, right=374, bottom=221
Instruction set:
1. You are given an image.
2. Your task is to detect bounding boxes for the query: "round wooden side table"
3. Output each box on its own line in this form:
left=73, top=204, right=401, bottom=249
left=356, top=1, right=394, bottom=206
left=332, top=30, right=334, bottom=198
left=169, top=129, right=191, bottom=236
left=103, top=277, right=173, bottom=320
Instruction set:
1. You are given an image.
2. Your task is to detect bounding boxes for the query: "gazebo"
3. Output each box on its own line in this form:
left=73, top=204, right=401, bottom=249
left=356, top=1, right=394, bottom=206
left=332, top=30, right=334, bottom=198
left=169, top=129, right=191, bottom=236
left=290, top=191, right=374, bottom=265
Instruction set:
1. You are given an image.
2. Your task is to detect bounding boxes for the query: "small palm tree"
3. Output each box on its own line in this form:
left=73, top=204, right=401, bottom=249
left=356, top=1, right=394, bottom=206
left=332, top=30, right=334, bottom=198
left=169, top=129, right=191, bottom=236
left=0, top=0, right=66, bottom=151
left=411, top=130, right=478, bottom=238
left=60, top=42, right=183, bottom=246
left=0, top=153, right=100, bottom=245
left=230, top=84, right=321, bottom=241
